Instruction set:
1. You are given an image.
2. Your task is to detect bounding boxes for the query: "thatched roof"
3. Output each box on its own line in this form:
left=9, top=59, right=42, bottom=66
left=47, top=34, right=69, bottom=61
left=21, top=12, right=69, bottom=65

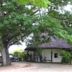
left=25, top=37, right=72, bottom=51
left=39, top=37, right=72, bottom=49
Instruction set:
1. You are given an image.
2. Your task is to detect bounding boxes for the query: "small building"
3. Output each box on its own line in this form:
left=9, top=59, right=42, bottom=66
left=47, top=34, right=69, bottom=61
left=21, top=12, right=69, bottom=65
left=25, top=37, right=72, bottom=63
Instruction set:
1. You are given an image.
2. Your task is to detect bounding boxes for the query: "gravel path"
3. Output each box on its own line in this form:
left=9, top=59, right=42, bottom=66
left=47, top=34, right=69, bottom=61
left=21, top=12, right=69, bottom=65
left=0, top=62, right=72, bottom=72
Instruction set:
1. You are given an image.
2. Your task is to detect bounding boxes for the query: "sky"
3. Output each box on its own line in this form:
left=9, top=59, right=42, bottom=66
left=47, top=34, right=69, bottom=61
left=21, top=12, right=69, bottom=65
left=9, top=4, right=72, bottom=54
left=64, top=4, right=72, bottom=12
left=9, top=43, right=27, bottom=54
left=9, top=33, right=33, bottom=53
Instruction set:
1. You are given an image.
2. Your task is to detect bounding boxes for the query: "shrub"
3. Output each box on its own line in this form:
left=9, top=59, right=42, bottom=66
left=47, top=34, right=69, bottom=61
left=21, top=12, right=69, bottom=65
left=13, top=51, right=26, bottom=61
left=60, top=50, right=71, bottom=64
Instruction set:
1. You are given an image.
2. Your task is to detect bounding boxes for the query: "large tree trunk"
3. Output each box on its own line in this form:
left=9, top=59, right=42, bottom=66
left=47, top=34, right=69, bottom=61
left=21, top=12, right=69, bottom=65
left=1, top=47, right=11, bottom=66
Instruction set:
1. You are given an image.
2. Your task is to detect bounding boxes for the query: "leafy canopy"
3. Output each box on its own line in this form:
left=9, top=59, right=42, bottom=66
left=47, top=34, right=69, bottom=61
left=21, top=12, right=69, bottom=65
left=17, top=0, right=51, bottom=8
left=0, top=0, right=72, bottom=49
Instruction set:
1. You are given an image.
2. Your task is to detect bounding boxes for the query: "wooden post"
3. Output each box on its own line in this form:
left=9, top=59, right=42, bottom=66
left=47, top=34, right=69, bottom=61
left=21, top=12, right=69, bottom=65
left=51, top=49, right=53, bottom=62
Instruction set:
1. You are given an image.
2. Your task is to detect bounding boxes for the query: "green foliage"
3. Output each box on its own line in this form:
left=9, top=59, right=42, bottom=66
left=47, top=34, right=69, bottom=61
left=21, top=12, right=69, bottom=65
left=48, top=0, right=72, bottom=43
left=1, top=0, right=72, bottom=66
left=49, top=0, right=72, bottom=10
left=13, top=51, right=26, bottom=61
left=0, top=0, right=36, bottom=48
left=38, top=15, right=63, bottom=32
left=1, top=0, right=72, bottom=49
left=17, top=0, right=51, bottom=8
left=36, top=48, right=42, bottom=56
left=33, top=15, right=66, bottom=43
left=61, top=50, right=71, bottom=64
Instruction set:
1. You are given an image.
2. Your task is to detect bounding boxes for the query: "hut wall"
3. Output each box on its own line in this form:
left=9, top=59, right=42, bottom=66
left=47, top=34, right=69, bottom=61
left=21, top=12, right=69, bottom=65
left=42, top=49, right=51, bottom=62
left=52, top=49, right=62, bottom=63
left=42, top=49, right=62, bottom=63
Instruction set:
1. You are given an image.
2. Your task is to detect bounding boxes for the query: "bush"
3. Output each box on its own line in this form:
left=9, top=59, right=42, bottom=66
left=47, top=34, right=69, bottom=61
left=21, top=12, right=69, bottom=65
left=61, top=50, right=71, bottom=64
left=12, top=51, right=26, bottom=61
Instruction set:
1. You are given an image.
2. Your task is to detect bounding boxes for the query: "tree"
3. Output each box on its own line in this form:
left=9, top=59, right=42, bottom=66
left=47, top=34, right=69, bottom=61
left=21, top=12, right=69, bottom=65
left=48, top=0, right=72, bottom=43
left=0, top=0, right=51, bottom=66
left=0, top=0, right=72, bottom=66
left=0, top=0, right=34, bottom=65
left=0, top=0, right=33, bottom=65
left=26, top=0, right=72, bottom=49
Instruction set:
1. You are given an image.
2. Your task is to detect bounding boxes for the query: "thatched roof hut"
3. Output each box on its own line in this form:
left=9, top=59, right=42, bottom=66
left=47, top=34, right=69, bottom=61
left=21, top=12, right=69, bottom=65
left=25, top=37, right=72, bottom=51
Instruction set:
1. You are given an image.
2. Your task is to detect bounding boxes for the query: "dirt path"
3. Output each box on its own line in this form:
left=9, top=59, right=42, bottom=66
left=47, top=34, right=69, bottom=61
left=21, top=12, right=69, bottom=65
left=0, top=62, right=72, bottom=72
